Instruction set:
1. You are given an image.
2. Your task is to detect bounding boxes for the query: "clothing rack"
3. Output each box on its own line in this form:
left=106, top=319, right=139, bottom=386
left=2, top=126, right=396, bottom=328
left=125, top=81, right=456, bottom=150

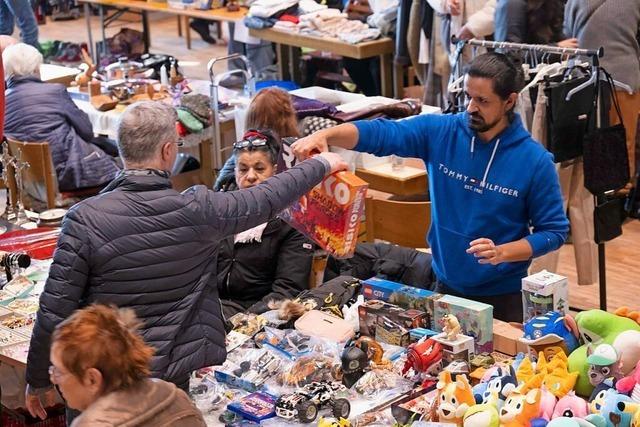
left=453, top=38, right=609, bottom=312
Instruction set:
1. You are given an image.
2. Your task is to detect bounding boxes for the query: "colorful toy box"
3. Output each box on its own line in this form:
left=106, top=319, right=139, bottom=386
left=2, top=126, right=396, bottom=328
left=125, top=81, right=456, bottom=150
left=432, top=332, right=475, bottom=364
left=521, top=270, right=568, bottom=323
left=358, top=299, right=428, bottom=346
left=227, top=392, right=277, bottom=423
left=361, top=277, right=442, bottom=327
left=433, top=295, right=493, bottom=353
left=409, top=327, right=439, bottom=344
left=278, top=137, right=368, bottom=258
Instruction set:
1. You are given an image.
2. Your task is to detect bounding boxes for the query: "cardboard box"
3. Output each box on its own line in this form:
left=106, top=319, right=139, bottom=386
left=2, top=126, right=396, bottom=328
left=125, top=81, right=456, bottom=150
left=409, top=327, right=439, bottom=343
left=493, top=319, right=528, bottom=356
left=521, top=270, right=569, bottom=323
left=433, top=295, right=493, bottom=354
left=358, top=299, right=428, bottom=345
left=362, top=277, right=442, bottom=327
left=432, top=332, right=475, bottom=364
left=278, top=138, right=368, bottom=258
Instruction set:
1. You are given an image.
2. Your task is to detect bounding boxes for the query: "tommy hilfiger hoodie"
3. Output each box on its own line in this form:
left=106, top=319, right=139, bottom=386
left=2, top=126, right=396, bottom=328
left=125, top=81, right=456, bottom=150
left=354, top=112, right=569, bottom=296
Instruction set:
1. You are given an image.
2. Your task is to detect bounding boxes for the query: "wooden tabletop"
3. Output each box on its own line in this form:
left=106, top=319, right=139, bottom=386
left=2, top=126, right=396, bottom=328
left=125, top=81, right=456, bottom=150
left=249, top=27, right=394, bottom=59
left=77, top=0, right=247, bottom=21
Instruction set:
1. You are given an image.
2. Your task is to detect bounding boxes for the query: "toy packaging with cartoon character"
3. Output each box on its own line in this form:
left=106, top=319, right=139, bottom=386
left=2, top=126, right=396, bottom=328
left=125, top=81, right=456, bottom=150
left=278, top=137, right=368, bottom=258
left=433, top=295, right=493, bottom=353
left=521, top=270, right=569, bottom=323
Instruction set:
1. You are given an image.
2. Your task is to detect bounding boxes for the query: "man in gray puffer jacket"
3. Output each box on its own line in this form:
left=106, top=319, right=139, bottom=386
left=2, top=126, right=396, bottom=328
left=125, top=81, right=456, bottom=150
left=24, top=101, right=347, bottom=420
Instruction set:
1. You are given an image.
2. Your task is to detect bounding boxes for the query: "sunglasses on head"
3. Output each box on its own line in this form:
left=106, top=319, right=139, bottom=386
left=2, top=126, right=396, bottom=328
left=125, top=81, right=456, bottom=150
left=233, top=138, right=269, bottom=150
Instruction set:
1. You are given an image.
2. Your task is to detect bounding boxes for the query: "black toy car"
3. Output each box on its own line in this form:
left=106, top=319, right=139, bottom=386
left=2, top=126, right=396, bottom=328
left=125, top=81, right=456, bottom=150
left=275, top=381, right=350, bottom=423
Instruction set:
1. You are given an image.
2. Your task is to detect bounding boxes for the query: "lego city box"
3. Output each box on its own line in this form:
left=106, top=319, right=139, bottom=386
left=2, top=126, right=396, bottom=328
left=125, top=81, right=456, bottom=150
left=521, top=270, right=568, bottom=323
left=278, top=138, right=368, bottom=258
left=433, top=295, right=493, bottom=354
left=361, top=277, right=442, bottom=327
left=358, top=299, right=428, bottom=344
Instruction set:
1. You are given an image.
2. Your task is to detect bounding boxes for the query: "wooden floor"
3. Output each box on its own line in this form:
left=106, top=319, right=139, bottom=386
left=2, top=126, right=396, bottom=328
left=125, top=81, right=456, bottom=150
left=25, top=14, right=640, bottom=314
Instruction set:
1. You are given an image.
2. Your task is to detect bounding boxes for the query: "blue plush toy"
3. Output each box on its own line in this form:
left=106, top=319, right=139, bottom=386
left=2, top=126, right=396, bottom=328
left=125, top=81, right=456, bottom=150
left=546, top=415, right=607, bottom=427
left=593, top=389, right=633, bottom=427
left=482, top=365, right=517, bottom=409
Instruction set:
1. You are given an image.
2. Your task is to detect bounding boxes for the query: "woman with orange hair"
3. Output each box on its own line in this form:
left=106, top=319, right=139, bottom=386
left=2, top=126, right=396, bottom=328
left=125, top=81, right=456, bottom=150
left=214, top=87, right=300, bottom=191
left=45, top=305, right=206, bottom=426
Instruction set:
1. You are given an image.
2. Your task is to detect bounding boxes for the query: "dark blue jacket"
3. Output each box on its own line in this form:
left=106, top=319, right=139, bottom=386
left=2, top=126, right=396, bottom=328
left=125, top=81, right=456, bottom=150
left=26, top=159, right=329, bottom=388
left=4, top=76, right=119, bottom=191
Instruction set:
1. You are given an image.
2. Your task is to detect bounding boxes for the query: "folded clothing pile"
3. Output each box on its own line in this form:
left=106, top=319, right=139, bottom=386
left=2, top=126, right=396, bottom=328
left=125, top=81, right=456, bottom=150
left=279, top=9, right=381, bottom=43
left=176, top=93, right=213, bottom=134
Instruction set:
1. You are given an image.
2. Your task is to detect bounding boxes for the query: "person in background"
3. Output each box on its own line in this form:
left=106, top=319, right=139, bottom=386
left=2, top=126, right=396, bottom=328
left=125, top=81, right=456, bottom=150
left=0, top=0, right=38, bottom=48
left=293, top=53, right=569, bottom=322
left=47, top=304, right=206, bottom=427
left=217, top=129, right=313, bottom=318
left=564, top=0, right=640, bottom=193
left=214, top=87, right=301, bottom=190
left=24, top=101, right=347, bottom=421
left=3, top=43, right=120, bottom=192
left=190, top=19, right=216, bottom=44
left=494, top=0, right=577, bottom=48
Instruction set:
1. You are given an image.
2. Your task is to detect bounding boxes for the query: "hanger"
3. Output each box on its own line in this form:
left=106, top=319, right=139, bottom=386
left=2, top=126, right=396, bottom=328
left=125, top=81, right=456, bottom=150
left=520, top=62, right=563, bottom=94
left=566, top=66, right=633, bottom=100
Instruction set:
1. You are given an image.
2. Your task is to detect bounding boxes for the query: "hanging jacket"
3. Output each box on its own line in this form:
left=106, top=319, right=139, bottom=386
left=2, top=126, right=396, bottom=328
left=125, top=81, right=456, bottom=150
left=25, top=158, right=330, bottom=390
left=353, top=113, right=569, bottom=296
left=217, top=218, right=314, bottom=316
left=4, top=76, right=120, bottom=191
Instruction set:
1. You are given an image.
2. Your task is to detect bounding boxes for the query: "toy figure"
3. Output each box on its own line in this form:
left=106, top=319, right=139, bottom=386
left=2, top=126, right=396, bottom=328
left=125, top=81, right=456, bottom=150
left=402, top=338, right=443, bottom=377
left=442, top=314, right=462, bottom=341
left=546, top=415, right=607, bottom=427
left=617, top=360, right=640, bottom=402
left=520, top=311, right=580, bottom=357
left=592, top=389, right=633, bottom=427
left=275, top=381, right=350, bottom=423
left=463, top=390, right=500, bottom=427
left=618, top=401, right=640, bottom=427
left=590, top=381, right=617, bottom=414
left=499, top=388, right=541, bottom=427
left=568, top=309, right=640, bottom=397
left=435, top=371, right=475, bottom=426
left=538, top=386, right=558, bottom=420
left=483, top=366, right=518, bottom=408
left=587, top=344, right=623, bottom=388
left=552, top=391, right=589, bottom=419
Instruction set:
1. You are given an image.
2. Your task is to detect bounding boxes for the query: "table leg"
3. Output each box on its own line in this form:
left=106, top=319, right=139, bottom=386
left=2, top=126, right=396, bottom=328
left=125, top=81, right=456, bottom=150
left=393, top=63, right=404, bottom=99
left=99, top=5, right=106, bottom=59
left=380, top=53, right=394, bottom=98
left=215, top=20, right=222, bottom=39
left=199, top=137, right=214, bottom=187
left=84, top=3, right=95, bottom=62
left=142, top=10, right=150, bottom=52
left=177, top=15, right=182, bottom=37
left=184, top=16, right=191, bottom=49
left=275, top=43, right=291, bottom=81
left=289, top=46, right=302, bottom=85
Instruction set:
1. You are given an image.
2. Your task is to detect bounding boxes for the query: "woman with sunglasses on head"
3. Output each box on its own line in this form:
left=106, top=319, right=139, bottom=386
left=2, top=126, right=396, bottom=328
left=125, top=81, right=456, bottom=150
left=216, top=129, right=314, bottom=318
left=214, top=87, right=301, bottom=191
left=48, top=304, right=206, bottom=427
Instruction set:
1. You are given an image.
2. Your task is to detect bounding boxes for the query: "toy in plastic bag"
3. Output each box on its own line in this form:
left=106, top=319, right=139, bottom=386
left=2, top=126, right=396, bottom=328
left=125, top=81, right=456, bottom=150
left=254, top=328, right=323, bottom=360
left=228, top=312, right=267, bottom=337
left=354, top=370, right=413, bottom=398
left=215, top=348, right=283, bottom=392
left=278, top=137, right=368, bottom=258
left=277, top=354, right=340, bottom=388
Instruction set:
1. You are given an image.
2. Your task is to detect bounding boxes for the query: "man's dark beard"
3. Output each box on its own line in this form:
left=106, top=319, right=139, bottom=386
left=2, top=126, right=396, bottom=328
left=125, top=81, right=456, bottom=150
left=468, top=113, right=500, bottom=133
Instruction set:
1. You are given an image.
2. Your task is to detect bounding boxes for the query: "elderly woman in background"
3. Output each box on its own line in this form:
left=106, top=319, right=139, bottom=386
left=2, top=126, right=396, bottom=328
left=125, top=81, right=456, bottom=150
left=45, top=304, right=206, bottom=426
left=3, top=43, right=120, bottom=192
left=214, top=87, right=300, bottom=190
left=217, top=129, right=313, bottom=317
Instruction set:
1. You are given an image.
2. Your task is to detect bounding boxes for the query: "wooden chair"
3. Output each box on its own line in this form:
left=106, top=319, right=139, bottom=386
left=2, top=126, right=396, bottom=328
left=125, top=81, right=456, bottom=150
left=364, top=195, right=431, bottom=249
left=6, top=138, right=101, bottom=212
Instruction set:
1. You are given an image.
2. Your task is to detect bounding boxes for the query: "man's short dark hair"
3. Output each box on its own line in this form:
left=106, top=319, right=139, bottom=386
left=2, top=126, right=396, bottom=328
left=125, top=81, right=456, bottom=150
left=465, top=52, right=525, bottom=99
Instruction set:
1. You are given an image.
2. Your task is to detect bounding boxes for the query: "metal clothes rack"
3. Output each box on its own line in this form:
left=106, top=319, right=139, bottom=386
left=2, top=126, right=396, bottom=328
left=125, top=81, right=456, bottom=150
left=453, top=38, right=609, bottom=312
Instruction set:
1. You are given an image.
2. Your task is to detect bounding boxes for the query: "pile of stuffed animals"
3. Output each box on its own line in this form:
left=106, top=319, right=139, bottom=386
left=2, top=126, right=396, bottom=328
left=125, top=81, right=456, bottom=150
left=429, top=308, right=640, bottom=427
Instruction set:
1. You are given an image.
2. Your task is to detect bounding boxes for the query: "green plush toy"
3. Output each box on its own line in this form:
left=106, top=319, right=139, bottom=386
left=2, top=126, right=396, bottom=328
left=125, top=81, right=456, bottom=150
left=463, top=402, right=499, bottom=427
left=568, top=310, right=640, bottom=397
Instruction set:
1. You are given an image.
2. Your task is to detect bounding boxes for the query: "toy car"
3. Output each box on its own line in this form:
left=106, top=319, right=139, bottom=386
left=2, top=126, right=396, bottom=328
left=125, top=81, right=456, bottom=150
left=275, top=381, right=350, bottom=423
left=470, top=352, right=495, bottom=369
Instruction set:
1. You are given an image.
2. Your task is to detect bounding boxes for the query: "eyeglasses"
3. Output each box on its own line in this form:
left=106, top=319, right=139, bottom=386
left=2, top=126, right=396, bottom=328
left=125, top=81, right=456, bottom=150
left=233, top=138, right=269, bottom=150
left=175, top=139, right=184, bottom=147
left=49, top=365, right=71, bottom=382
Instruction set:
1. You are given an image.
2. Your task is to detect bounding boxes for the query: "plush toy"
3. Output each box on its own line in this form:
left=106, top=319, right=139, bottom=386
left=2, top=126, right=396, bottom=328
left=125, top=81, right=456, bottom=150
left=436, top=371, right=476, bottom=426
left=590, top=381, right=617, bottom=414
left=568, top=310, right=640, bottom=397
left=616, top=360, right=640, bottom=402
left=483, top=366, right=518, bottom=408
left=592, top=389, right=633, bottom=427
left=553, top=391, right=589, bottom=419
left=543, top=352, right=580, bottom=398
left=521, top=312, right=581, bottom=356
left=546, top=415, right=607, bottom=427
left=588, top=344, right=623, bottom=388
left=463, top=390, right=500, bottom=427
left=617, top=402, right=640, bottom=427
left=539, top=386, right=558, bottom=420
left=499, top=388, right=542, bottom=427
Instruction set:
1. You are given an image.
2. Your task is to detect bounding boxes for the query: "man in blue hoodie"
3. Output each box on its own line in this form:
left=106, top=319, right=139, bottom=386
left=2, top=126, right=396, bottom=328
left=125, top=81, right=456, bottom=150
left=292, top=53, right=569, bottom=322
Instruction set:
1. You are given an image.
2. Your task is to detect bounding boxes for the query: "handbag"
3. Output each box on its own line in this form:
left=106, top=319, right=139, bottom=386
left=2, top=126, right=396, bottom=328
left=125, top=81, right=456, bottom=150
left=545, top=75, right=596, bottom=163
left=582, top=71, right=630, bottom=195
left=594, top=197, right=623, bottom=243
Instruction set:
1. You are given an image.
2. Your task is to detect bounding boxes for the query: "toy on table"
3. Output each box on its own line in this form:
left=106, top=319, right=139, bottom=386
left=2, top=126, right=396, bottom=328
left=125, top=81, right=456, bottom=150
left=470, top=352, right=495, bottom=369
left=587, top=344, right=623, bottom=388
left=538, top=386, right=558, bottom=420
left=520, top=311, right=580, bottom=357
left=318, top=417, right=351, bottom=427
left=480, top=365, right=517, bottom=408
left=591, top=389, right=633, bottom=427
left=226, top=391, right=277, bottom=423
left=435, top=371, right=475, bottom=426
left=518, top=351, right=580, bottom=399
left=618, top=401, right=640, bottom=427
left=590, top=381, right=617, bottom=414
left=546, top=415, right=607, bottom=427
left=552, top=391, right=589, bottom=419
left=227, top=312, right=267, bottom=337
left=278, top=354, right=337, bottom=387
left=442, top=314, right=462, bottom=341
left=521, top=270, right=568, bottom=323
left=567, top=309, right=640, bottom=397
left=498, top=388, right=541, bottom=427
left=616, top=360, right=640, bottom=402
left=336, top=341, right=369, bottom=388
left=402, top=338, right=443, bottom=377
left=275, top=381, right=350, bottom=423
left=462, top=390, right=500, bottom=427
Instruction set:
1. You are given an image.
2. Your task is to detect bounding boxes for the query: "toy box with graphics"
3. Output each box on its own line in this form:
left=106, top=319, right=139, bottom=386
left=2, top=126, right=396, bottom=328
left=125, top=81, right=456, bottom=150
left=278, top=137, right=368, bottom=258
left=433, top=295, right=493, bottom=354
left=358, top=299, right=428, bottom=346
left=361, top=277, right=442, bottom=328
left=521, top=270, right=568, bottom=323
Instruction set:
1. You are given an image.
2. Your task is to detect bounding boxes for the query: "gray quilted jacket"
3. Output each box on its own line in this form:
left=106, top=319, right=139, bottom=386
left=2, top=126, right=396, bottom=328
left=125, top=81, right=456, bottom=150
left=26, top=159, right=328, bottom=388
